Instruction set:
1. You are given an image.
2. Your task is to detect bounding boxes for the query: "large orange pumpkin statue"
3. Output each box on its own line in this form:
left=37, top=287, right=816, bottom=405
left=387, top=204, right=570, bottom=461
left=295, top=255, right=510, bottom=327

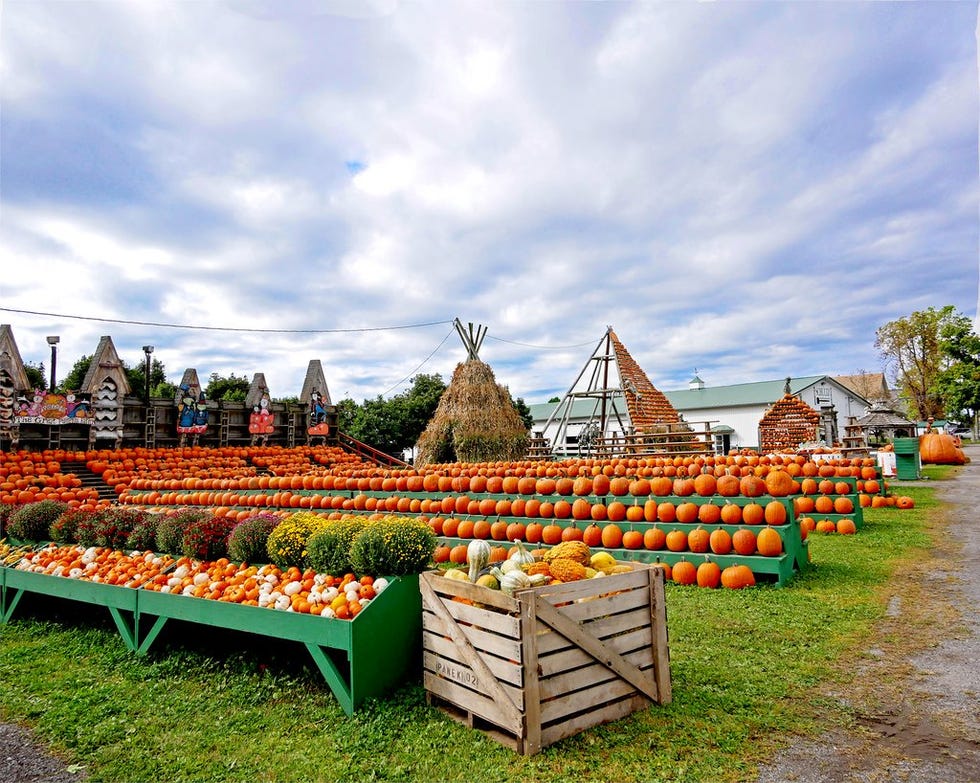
left=918, top=431, right=966, bottom=465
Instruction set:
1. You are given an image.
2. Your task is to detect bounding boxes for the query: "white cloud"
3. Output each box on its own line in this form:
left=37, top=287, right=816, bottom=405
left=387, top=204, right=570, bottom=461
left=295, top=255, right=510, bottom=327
left=0, top=1, right=975, bottom=405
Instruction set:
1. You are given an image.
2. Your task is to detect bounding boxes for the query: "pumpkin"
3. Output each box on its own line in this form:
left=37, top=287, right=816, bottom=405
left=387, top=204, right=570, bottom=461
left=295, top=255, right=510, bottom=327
left=732, top=528, right=757, bottom=556
left=601, top=523, right=624, bottom=549
left=716, top=474, right=741, bottom=497
left=709, top=528, right=733, bottom=555
left=687, top=526, right=710, bottom=554
left=756, top=527, right=783, bottom=557
left=671, top=559, right=697, bottom=586
left=764, top=469, right=794, bottom=497
left=895, top=495, right=915, bottom=509
left=622, top=529, right=644, bottom=550
left=836, top=518, right=857, bottom=535
left=919, top=431, right=966, bottom=464
left=764, top=500, right=787, bottom=526
left=720, top=563, right=756, bottom=589
left=665, top=529, right=689, bottom=552
left=696, top=559, right=722, bottom=589
left=643, top=526, right=667, bottom=550
left=583, top=522, right=603, bottom=547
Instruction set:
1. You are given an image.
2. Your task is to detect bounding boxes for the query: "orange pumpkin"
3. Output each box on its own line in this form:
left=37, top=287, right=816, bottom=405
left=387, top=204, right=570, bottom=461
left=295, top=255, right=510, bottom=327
left=671, top=559, right=697, bottom=586
left=720, top=563, right=756, bottom=589
left=919, top=431, right=966, bottom=464
left=756, top=527, right=783, bottom=557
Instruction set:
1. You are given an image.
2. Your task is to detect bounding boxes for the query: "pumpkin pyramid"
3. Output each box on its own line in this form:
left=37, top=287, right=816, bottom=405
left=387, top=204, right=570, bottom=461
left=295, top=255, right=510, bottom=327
left=541, top=326, right=681, bottom=456
left=757, top=393, right=820, bottom=452
left=608, top=329, right=680, bottom=430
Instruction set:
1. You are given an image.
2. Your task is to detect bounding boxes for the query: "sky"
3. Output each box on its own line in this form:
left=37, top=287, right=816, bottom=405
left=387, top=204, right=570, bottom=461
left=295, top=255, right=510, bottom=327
left=1, top=0, right=978, bottom=406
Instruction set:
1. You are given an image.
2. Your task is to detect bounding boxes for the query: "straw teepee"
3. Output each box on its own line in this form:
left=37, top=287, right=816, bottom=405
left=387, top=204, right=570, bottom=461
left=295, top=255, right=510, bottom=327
left=414, top=320, right=528, bottom=466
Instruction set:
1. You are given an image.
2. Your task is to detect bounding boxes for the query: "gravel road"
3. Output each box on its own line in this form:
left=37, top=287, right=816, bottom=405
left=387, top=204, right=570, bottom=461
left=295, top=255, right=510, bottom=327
left=758, top=444, right=980, bottom=782
left=2, top=450, right=978, bottom=782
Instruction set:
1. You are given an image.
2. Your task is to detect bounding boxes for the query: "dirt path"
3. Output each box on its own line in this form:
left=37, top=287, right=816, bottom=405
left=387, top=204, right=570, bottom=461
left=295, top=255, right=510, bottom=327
left=758, top=444, right=980, bottom=782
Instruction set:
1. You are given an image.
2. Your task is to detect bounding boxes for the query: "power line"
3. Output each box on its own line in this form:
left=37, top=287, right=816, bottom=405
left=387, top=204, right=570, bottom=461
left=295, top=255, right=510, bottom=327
left=487, top=334, right=596, bottom=350
left=379, top=328, right=456, bottom=398
left=0, top=307, right=454, bottom=334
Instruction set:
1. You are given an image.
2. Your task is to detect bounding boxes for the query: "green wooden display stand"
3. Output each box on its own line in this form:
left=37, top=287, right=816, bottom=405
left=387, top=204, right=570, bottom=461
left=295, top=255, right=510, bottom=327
left=0, top=566, right=422, bottom=715
left=1, top=567, right=142, bottom=648
left=133, top=574, right=421, bottom=715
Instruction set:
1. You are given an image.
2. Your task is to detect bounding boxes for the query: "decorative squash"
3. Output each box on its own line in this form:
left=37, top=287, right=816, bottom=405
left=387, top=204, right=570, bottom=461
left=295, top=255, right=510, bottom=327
left=542, top=540, right=591, bottom=565
left=467, top=539, right=492, bottom=583
left=548, top=557, right=587, bottom=582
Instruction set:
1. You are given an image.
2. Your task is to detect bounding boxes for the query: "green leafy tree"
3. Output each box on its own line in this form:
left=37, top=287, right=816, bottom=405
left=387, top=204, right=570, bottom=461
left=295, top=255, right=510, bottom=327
left=60, top=354, right=170, bottom=399
left=23, top=362, right=45, bottom=390
left=512, top=396, right=533, bottom=430
left=933, top=313, right=980, bottom=435
left=335, top=397, right=358, bottom=433
left=205, top=372, right=250, bottom=402
left=59, top=355, right=92, bottom=393
left=875, top=306, right=957, bottom=420
left=401, top=374, right=447, bottom=446
left=339, top=374, right=447, bottom=459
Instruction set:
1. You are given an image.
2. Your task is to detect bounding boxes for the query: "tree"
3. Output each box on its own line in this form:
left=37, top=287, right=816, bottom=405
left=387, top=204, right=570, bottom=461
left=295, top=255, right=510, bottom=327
left=875, top=306, right=957, bottom=420
left=337, top=374, right=447, bottom=459
left=512, top=396, right=533, bottom=430
left=60, top=354, right=171, bottom=399
left=205, top=372, right=250, bottom=402
left=23, top=362, right=45, bottom=391
left=59, top=355, right=92, bottom=393
left=933, top=313, right=980, bottom=436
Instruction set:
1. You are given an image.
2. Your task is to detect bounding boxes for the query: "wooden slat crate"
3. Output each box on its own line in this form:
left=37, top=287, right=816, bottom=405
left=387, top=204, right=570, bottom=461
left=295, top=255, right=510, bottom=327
left=419, top=563, right=671, bottom=755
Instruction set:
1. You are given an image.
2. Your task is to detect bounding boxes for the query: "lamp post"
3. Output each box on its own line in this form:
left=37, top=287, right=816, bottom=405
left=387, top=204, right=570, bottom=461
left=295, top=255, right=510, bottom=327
left=46, top=336, right=59, bottom=391
left=142, top=345, right=154, bottom=402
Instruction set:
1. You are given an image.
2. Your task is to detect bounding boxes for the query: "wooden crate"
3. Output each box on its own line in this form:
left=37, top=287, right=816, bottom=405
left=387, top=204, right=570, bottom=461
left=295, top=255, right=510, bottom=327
left=419, top=563, right=671, bottom=755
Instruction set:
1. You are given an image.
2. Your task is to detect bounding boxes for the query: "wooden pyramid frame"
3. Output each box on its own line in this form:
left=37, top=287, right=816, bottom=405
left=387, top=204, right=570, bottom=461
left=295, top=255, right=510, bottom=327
left=541, top=327, right=680, bottom=456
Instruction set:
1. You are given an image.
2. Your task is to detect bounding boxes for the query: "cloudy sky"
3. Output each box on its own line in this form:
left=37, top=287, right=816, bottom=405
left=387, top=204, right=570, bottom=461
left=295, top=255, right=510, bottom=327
left=2, top=0, right=977, bottom=405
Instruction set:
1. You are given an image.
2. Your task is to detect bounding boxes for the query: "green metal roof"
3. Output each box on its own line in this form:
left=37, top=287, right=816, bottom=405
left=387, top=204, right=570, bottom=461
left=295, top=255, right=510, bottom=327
left=528, top=397, right=629, bottom=424
left=530, top=375, right=849, bottom=421
left=663, top=375, right=828, bottom=410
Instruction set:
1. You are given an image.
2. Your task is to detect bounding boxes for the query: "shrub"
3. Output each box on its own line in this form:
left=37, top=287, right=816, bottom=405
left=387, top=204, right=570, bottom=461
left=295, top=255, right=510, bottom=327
left=306, top=516, right=369, bottom=575
left=349, top=515, right=436, bottom=577
left=49, top=509, right=95, bottom=544
left=0, top=502, right=16, bottom=538
left=180, top=513, right=237, bottom=560
left=92, top=507, right=147, bottom=549
left=75, top=510, right=111, bottom=547
left=227, top=513, right=280, bottom=564
left=155, top=509, right=209, bottom=556
left=126, top=513, right=162, bottom=551
left=265, top=512, right=330, bottom=569
left=6, top=500, right=69, bottom=542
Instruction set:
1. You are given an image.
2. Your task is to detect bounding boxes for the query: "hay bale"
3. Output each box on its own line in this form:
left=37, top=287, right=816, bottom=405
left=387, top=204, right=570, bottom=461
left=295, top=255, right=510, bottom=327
left=415, top=360, right=528, bottom=466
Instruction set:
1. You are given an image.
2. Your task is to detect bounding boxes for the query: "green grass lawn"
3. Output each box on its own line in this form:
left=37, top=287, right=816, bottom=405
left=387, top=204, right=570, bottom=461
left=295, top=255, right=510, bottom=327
left=0, top=486, right=943, bottom=783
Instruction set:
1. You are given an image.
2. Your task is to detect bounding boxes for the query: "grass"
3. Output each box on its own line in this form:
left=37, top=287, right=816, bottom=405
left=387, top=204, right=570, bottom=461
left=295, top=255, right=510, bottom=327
left=0, top=484, right=947, bottom=783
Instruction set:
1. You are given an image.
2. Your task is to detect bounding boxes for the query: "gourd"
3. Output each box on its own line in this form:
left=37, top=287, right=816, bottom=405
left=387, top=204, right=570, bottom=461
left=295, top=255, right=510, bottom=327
left=509, top=539, right=535, bottom=568
left=467, top=539, right=492, bottom=583
left=548, top=557, right=587, bottom=582
left=542, top=540, right=591, bottom=565
left=491, top=566, right=532, bottom=595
